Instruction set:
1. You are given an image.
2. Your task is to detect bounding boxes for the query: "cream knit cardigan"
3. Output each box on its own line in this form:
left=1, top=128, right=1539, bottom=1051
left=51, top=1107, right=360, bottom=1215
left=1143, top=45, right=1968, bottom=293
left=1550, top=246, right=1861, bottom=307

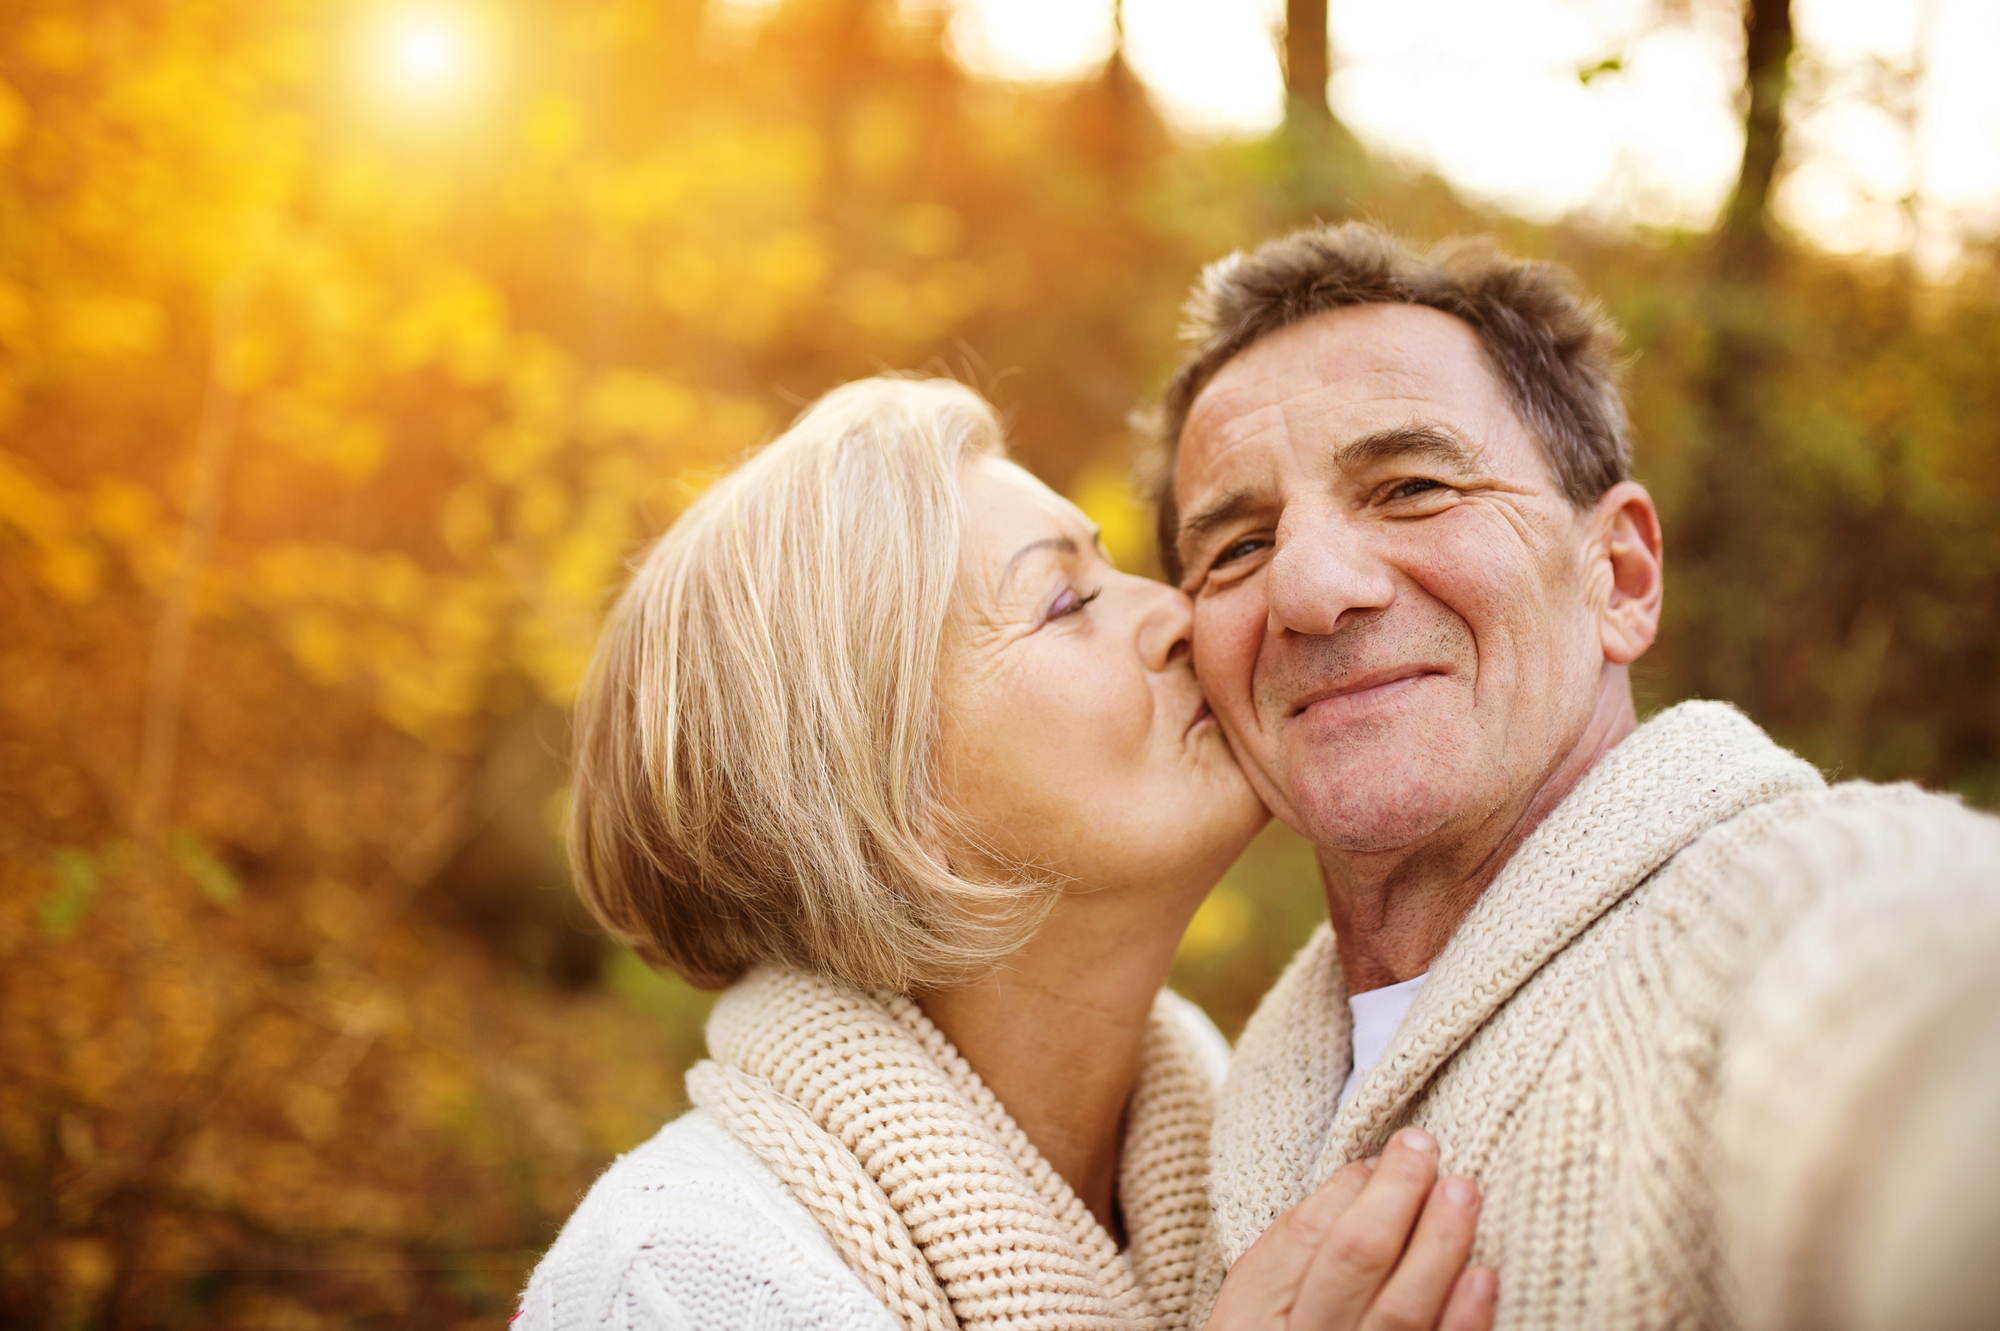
left=519, top=969, right=1221, bottom=1331
left=1198, top=701, right=2000, bottom=1331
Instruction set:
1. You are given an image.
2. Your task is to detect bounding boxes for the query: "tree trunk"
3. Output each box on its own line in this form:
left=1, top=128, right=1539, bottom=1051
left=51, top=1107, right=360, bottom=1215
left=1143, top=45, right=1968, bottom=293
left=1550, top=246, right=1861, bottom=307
left=1721, top=0, right=1794, bottom=267
left=1283, top=0, right=1332, bottom=126
left=1686, top=0, right=1798, bottom=719
left=1277, top=0, right=1363, bottom=207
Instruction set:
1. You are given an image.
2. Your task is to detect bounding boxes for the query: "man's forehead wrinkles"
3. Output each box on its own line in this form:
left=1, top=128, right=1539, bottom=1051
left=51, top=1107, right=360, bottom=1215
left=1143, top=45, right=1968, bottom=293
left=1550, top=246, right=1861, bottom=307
left=1187, top=383, right=1290, bottom=450
left=1182, top=403, right=1286, bottom=495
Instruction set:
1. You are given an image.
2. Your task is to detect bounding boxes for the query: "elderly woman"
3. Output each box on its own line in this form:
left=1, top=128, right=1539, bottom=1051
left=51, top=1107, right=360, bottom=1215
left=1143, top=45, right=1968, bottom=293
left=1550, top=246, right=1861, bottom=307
left=515, top=379, right=1496, bottom=1331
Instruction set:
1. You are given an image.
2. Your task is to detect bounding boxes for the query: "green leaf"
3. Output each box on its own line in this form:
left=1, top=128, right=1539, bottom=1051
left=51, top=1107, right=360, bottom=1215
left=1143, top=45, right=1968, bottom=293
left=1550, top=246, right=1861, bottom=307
left=1578, top=57, right=1623, bottom=85
left=603, top=947, right=713, bottom=1027
left=40, top=848, right=100, bottom=937
left=170, top=830, right=242, bottom=906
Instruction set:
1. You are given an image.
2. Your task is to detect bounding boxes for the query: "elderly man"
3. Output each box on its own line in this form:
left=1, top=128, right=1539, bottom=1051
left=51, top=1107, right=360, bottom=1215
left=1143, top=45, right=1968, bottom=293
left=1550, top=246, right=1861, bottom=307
left=1160, top=224, right=2000, bottom=1331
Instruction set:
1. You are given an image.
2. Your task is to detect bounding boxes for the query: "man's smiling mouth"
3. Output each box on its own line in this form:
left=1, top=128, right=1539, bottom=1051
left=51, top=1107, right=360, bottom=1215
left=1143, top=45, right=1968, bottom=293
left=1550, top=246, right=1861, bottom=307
left=1289, top=667, right=1447, bottom=719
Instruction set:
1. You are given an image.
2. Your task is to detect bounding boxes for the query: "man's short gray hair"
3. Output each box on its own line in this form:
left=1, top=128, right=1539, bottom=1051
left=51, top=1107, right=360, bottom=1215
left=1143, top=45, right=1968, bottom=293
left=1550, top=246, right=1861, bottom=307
left=1151, top=223, right=1632, bottom=582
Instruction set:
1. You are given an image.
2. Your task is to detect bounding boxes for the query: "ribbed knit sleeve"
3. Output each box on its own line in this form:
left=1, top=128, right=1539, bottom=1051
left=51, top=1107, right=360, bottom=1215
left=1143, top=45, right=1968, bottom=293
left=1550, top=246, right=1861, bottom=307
left=1711, top=784, right=2000, bottom=1331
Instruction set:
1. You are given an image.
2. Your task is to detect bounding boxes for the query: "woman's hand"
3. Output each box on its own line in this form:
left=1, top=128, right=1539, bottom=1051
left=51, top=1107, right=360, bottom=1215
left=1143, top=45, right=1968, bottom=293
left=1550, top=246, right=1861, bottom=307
left=1206, top=1128, right=1496, bottom=1331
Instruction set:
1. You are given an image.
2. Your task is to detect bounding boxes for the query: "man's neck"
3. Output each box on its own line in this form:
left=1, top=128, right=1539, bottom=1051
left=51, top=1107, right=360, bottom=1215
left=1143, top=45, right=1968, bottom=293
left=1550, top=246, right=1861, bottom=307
left=1324, top=677, right=1639, bottom=993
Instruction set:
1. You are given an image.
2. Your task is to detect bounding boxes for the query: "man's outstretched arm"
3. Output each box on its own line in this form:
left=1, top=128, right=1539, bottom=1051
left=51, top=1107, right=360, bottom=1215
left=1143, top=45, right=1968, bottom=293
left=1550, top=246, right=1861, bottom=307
left=1713, top=785, right=2000, bottom=1331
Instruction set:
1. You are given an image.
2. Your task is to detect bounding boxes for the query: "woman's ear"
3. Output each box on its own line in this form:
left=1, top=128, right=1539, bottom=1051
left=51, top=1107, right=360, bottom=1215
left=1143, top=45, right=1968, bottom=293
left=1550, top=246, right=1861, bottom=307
left=1592, top=481, right=1664, bottom=666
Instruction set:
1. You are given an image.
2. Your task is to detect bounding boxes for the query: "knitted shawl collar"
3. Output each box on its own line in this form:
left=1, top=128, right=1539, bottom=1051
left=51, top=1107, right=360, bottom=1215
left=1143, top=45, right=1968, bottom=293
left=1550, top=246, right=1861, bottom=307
left=686, top=966, right=1215, bottom=1331
left=1207, top=701, right=1825, bottom=1268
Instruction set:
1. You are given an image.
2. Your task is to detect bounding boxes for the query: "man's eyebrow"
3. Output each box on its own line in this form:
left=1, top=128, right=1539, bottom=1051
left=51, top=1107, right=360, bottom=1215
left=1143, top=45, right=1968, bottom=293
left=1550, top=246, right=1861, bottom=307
left=1177, top=489, right=1263, bottom=556
left=1175, top=426, right=1481, bottom=563
left=1330, top=423, right=1483, bottom=474
left=997, top=536, right=1078, bottom=595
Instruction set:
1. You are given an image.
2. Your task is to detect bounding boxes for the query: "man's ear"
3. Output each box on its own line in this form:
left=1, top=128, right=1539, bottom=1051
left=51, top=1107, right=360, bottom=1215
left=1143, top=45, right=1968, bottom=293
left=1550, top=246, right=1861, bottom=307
left=1591, top=481, right=1663, bottom=666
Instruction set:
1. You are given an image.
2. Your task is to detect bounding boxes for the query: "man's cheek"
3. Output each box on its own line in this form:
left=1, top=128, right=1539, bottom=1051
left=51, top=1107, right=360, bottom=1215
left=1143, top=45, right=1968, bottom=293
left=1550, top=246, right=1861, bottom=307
left=1192, top=602, right=1260, bottom=701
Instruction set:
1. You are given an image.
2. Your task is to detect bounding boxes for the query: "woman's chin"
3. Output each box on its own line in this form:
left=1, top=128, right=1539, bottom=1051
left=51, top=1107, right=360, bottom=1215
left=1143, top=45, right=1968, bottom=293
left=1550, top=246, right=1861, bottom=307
left=1148, top=789, right=1273, bottom=906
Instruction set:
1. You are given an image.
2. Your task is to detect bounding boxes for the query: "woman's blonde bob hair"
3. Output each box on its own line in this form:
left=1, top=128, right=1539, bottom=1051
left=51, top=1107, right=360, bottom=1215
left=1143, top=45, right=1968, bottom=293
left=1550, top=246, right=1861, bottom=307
left=568, top=376, right=1048, bottom=992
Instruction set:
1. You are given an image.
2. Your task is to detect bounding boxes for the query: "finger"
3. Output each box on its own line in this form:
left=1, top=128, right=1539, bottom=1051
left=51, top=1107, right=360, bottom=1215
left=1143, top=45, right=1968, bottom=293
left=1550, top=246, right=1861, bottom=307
left=1358, top=1175, right=1481, bottom=1331
left=1208, top=1160, right=1378, bottom=1323
left=1437, top=1266, right=1497, bottom=1331
left=1285, top=1158, right=1378, bottom=1242
left=1290, top=1128, right=1441, bottom=1328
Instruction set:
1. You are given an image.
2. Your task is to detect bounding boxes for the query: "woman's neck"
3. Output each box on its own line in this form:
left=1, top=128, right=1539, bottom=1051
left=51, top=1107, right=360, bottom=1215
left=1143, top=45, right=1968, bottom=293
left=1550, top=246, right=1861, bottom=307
left=917, top=893, right=1190, bottom=1239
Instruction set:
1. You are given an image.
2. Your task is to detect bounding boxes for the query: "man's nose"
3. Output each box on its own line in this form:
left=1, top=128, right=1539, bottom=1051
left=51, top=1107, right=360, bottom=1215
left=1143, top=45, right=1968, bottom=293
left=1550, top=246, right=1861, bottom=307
left=1265, top=512, right=1395, bottom=637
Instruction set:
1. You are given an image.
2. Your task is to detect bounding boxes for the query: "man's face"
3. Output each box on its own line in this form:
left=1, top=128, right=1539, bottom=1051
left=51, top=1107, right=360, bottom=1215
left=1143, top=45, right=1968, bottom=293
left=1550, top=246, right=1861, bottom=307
left=1174, top=303, right=1612, bottom=855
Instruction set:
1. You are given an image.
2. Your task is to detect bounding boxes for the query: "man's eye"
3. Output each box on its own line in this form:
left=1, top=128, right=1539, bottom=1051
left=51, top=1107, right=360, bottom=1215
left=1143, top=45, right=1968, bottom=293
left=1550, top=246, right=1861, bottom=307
left=1211, top=536, right=1268, bottom=570
left=1388, top=478, right=1445, bottom=501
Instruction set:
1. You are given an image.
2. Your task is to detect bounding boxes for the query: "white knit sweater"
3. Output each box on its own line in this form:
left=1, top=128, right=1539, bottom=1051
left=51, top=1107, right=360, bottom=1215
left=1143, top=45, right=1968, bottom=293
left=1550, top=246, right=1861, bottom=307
left=517, top=982, right=1229, bottom=1331
left=1198, top=701, right=2000, bottom=1331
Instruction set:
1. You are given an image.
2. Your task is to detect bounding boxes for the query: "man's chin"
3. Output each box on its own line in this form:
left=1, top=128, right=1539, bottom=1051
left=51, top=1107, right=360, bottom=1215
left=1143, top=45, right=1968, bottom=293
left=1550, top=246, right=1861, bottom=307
left=1276, top=759, right=1463, bottom=856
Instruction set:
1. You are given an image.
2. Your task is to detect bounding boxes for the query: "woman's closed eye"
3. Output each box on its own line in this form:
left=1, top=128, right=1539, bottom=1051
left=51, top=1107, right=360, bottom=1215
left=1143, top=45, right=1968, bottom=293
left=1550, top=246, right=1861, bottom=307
left=1047, top=586, right=1101, bottom=621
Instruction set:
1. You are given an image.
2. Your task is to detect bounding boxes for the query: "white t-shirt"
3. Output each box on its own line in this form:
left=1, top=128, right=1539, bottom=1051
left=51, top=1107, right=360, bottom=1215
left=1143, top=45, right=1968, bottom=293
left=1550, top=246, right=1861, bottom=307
left=1337, top=972, right=1429, bottom=1110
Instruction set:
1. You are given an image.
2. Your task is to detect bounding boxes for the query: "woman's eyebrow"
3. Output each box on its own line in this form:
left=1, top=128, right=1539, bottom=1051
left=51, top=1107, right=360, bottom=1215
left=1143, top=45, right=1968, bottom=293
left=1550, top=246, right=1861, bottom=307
left=997, top=536, right=1077, bottom=595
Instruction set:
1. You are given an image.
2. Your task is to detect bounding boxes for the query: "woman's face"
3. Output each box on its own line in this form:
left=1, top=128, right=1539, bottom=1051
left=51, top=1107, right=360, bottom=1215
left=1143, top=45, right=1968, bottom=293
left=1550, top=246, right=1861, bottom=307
left=935, top=457, right=1267, bottom=899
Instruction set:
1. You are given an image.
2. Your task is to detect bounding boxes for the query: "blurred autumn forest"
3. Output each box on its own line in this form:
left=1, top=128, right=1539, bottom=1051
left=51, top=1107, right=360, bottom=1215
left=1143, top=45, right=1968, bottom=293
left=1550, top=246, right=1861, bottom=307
left=3, top=0, right=1998, bottom=1325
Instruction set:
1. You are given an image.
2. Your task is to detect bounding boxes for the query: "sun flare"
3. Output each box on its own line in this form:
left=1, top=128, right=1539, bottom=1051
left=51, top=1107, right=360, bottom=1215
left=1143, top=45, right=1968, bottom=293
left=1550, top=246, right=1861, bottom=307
left=384, top=13, right=466, bottom=93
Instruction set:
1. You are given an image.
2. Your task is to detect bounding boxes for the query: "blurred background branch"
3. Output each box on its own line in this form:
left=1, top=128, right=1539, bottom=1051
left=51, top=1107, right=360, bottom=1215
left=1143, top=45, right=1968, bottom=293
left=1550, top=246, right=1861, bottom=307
left=134, top=274, right=252, bottom=856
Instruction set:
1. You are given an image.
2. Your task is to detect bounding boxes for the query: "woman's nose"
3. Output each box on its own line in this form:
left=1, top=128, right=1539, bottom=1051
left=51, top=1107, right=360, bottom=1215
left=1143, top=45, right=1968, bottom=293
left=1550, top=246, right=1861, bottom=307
left=1133, top=576, right=1195, bottom=672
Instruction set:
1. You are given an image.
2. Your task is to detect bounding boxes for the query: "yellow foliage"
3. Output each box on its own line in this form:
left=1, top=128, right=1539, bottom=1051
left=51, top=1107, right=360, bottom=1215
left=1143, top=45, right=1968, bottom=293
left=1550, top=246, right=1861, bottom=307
left=894, top=202, right=963, bottom=258
left=1177, top=884, right=1253, bottom=960
left=286, top=608, right=349, bottom=683
left=707, top=394, right=773, bottom=455
left=582, top=370, right=699, bottom=446
left=475, top=421, right=560, bottom=484
left=549, top=520, right=628, bottom=606
left=513, top=614, right=593, bottom=706
left=754, top=228, right=831, bottom=298
left=0, top=282, right=29, bottom=350
left=22, top=15, right=91, bottom=73
left=0, top=452, right=78, bottom=549
left=49, top=292, right=164, bottom=360
left=507, top=336, right=577, bottom=426
left=368, top=553, right=425, bottom=618
left=583, top=451, right=646, bottom=499
left=86, top=477, right=158, bottom=543
left=384, top=269, right=509, bottom=383
left=0, top=79, right=26, bottom=158
left=330, top=420, right=389, bottom=482
left=429, top=592, right=495, bottom=658
left=514, top=475, right=571, bottom=540
left=1068, top=465, right=1154, bottom=574
left=440, top=484, right=494, bottom=559
left=842, top=268, right=918, bottom=341
left=847, top=98, right=915, bottom=180
left=29, top=544, right=104, bottom=608
left=654, top=244, right=720, bottom=317
left=206, top=315, right=270, bottom=389
left=919, top=260, right=990, bottom=325
left=524, top=94, right=584, bottom=158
